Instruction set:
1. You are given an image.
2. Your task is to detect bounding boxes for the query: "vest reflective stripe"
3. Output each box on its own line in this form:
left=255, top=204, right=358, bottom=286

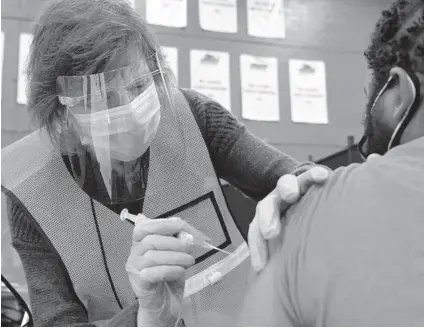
left=1, top=89, right=251, bottom=326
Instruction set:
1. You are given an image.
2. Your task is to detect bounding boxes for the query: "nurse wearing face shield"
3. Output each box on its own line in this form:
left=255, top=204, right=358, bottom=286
left=56, top=53, right=167, bottom=205
left=1, top=0, right=329, bottom=326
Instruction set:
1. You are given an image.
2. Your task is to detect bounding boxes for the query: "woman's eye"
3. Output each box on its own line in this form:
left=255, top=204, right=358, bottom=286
left=130, top=83, right=145, bottom=95
left=106, top=92, right=115, bottom=102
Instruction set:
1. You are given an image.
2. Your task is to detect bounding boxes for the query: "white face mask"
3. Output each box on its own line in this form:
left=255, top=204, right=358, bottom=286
left=69, top=83, right=162, bottom=162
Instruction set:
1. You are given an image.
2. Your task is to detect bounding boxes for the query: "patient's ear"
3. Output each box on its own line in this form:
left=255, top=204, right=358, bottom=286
left=389, top=67, right=416, bottom=124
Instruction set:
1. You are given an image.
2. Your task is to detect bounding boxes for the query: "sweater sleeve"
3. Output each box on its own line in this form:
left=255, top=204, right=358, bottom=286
left=5, top=194, right=139, bottom=327
left=180, top=88, right=313, bottom=202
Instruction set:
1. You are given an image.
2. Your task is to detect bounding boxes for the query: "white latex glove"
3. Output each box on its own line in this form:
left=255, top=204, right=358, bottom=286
left=125, top=216, right=195, bottom=327
left=248, top=166, right=330, bottom=273
left=367, top=153, right=381, bottom=161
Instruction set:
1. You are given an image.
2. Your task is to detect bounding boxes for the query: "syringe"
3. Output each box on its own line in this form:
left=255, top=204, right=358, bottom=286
left=178, top=231, right=231, bottom=255
left=120, top=209, right=231, bottom=255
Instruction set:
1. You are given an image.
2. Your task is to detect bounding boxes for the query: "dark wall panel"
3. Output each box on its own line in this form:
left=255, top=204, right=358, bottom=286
left=142, top=0, right=392, bottom=160
left=2, top=0, right=393, bottom=158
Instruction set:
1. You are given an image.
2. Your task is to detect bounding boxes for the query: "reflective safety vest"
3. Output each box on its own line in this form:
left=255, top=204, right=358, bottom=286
left=1, top=89, right=251, bottom=326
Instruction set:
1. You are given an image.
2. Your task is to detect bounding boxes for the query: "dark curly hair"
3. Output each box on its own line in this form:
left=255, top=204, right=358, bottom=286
left=365, top=0, right=424, bottom=91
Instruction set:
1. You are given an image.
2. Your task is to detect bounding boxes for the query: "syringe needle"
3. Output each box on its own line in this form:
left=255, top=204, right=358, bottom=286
left=204, top=242, right=231, bottom=255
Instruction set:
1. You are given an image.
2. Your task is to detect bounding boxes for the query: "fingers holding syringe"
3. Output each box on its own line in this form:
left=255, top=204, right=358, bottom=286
left=128, top=251, right=195, bottom=272
left=131, top=235, right=190, bottom=256
left=128, top=221, right=195, bottom=282
left=132, top=217, right=186, bottom=242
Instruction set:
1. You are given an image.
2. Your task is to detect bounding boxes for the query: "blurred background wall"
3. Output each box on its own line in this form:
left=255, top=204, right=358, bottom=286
left=2, top=0, right=394, bottom=159
left=1, top=0, right=393, bottom=306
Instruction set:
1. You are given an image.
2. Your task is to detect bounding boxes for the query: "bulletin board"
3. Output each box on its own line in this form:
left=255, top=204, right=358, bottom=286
left=1, top=0, right=394, bottom=158
left=137, top=0, right=393, bottom=160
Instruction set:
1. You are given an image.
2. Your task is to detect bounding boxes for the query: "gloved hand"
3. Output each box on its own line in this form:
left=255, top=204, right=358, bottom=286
left=367, top=153, right=381, bottom=161
left=248, top=166, right=330, bottom=273
left=125, top=216, right=195, bottom=327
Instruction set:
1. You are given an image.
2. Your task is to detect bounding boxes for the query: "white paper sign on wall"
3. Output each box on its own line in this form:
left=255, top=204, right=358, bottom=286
left=240, top=54, right=280, bottom=122
left=289, top=59, right=328, bottom=124
left=17, top=33, right=33, bottom=105
left=199, top=0, right=238, bottom=33
left=1, top=31, right=4, bottom=103
left=247, top=0, right=285, bottom=39
left=190, top=50, right=231, bottom=111
left=146, top=0, right=187, bottom=28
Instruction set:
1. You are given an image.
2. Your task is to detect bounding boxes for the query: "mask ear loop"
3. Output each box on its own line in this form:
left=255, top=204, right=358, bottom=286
left=387, top=70, right=421, bottom=150
left=358, top=76, right=393, bottom=159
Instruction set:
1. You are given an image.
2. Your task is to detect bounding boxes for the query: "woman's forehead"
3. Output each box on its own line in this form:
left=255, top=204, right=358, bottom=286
left=103, top=46, right=152, bottom=75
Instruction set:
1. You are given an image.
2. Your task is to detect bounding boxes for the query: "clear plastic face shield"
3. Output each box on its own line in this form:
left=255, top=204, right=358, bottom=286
left=56, top=48, right=182, bottom=204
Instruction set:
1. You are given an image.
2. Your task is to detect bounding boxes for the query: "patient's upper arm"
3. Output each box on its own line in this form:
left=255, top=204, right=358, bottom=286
left=236, top=237, right=296, bottom=327
left=239, top=161, right=424, bottom=326
left=237, top=165, right=359, bottom=326
left=236, top=182, right=326, bottom=326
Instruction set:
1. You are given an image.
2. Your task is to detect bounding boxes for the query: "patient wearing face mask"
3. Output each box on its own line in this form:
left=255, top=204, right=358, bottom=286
left=237, top=1, right=424, bottom=326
